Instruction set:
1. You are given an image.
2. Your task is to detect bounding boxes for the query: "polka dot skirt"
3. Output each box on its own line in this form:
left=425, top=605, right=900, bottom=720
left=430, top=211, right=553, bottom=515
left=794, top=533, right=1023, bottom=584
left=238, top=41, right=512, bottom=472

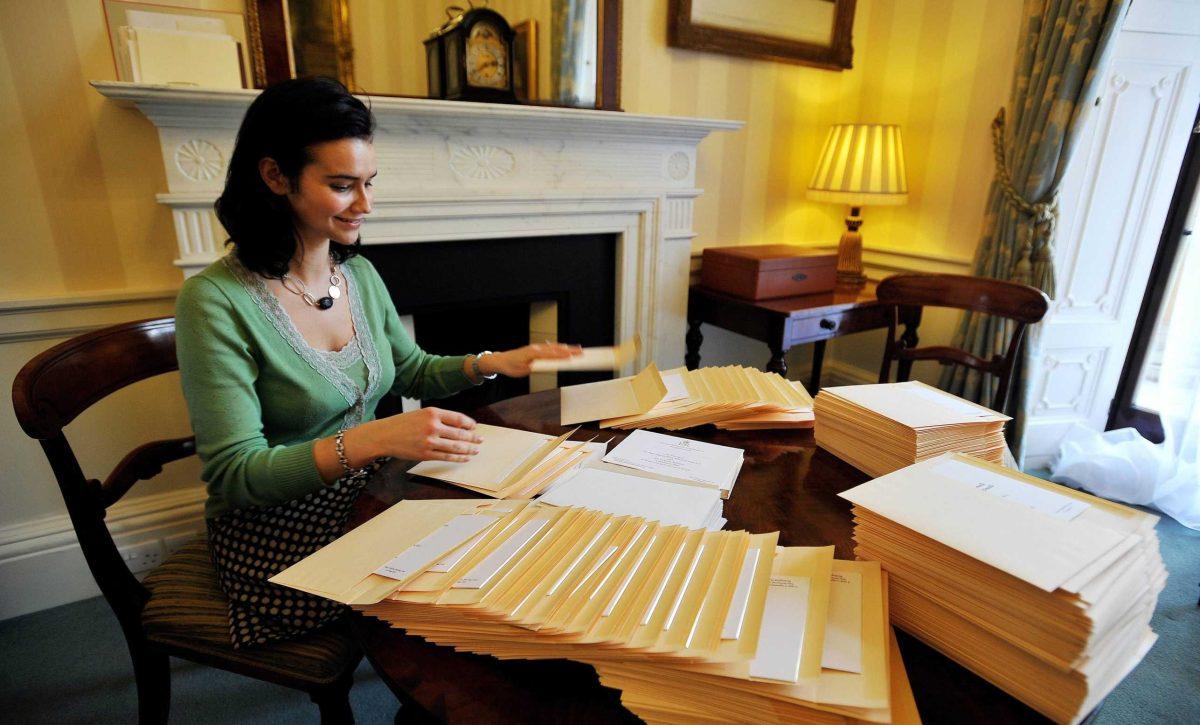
left=206, top=461, right=382, bottom=649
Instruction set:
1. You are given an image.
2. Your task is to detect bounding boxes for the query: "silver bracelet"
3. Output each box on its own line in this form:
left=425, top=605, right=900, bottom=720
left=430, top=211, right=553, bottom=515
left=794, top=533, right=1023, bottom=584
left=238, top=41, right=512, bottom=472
left=334, top=429, right=353, bottom=477
left=472, top=350, right=498, bottom=382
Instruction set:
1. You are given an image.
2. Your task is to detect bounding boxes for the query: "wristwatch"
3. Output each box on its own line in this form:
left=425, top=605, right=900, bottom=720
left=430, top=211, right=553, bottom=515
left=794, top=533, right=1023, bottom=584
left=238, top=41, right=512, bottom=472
left=472, top=351, right=498, bottom=381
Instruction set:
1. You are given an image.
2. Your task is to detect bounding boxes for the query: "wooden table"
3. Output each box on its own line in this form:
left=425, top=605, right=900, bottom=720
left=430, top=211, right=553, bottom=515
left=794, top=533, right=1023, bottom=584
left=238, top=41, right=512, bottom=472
left=686, top=283, right=890, bottom=391
left=348, top=390, right=1051, bottom=724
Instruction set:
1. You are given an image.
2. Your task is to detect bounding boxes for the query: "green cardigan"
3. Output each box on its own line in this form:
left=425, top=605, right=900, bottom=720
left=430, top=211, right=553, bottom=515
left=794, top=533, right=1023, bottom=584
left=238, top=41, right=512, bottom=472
left=175, top=253, right=474, bottom=518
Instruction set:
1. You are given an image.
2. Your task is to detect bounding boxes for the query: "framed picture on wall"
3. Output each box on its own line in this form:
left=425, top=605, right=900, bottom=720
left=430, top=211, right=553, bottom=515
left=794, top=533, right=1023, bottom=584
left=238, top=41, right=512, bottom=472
left=667, top=0, right=856, bottom=71
left=512, top=19, right=538, bottom=103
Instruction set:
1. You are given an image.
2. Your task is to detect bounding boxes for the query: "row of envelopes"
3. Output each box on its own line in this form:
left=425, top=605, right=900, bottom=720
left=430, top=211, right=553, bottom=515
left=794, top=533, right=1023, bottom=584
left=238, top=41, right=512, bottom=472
left=814, top=381, right=1009, bottom=476
left=839, top=453, right=1165, bottom=724
left=561, top=363, right=815, bottom=430
left=273, top=499, right=920, bottom=723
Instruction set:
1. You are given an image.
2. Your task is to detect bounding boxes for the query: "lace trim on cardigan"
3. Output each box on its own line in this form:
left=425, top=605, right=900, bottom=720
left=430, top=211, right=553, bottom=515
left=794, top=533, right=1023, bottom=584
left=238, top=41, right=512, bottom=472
left=223, top=255, right=382, bottom=429
left=314, top=333, right=360, bottom=368
left=344, top=261, right=384, bottom=421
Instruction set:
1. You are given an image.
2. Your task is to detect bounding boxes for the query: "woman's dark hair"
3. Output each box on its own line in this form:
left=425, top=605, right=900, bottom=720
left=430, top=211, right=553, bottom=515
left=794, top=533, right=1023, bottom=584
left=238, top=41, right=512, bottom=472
left=215, top=76, right=375, bottom=278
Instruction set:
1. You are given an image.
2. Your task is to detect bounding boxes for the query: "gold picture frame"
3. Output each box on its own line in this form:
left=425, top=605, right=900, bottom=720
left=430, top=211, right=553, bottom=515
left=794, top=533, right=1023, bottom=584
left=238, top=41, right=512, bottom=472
left=668, top=0, right=856, bottom=71
left=512, top=19, right=538, bottom=103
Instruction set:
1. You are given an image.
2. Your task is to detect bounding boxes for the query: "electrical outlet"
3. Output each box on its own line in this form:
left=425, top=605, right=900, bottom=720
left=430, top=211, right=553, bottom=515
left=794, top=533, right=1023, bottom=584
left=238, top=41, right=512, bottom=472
left=122, top=541, right=166, bottom=574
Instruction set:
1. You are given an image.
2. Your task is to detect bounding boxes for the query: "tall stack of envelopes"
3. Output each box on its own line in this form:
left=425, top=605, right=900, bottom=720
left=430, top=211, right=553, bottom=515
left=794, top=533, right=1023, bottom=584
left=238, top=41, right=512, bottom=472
left=814, top=381, right=1008, bottom=476
left=273, top=499, right=920, bottom=723
left=839, top=454, right=1165, bottom=724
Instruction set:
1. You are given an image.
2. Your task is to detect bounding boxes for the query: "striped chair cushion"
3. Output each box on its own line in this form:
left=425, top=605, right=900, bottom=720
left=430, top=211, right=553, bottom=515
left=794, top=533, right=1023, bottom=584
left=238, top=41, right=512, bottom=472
left=141, top=536, right=359, bottom=685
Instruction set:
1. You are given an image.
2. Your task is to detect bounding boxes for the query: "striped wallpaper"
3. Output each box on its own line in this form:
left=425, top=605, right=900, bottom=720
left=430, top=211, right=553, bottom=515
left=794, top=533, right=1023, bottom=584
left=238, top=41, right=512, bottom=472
left=0, top=0, right=1019, bottom=299
left=622, top=0, right=1021, bottom=262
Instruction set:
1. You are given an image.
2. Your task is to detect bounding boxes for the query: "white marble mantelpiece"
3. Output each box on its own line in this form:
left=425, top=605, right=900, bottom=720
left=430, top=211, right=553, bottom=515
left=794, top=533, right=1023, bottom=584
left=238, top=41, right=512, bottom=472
left=92, top=81, right=741, bottom=369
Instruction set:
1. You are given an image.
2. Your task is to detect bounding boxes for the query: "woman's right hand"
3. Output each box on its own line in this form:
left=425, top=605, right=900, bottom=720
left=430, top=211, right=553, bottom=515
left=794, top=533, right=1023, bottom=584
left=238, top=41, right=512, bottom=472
left=316, top=407, right=483, bottom=483
left=357, top=407, right=484, bottom=463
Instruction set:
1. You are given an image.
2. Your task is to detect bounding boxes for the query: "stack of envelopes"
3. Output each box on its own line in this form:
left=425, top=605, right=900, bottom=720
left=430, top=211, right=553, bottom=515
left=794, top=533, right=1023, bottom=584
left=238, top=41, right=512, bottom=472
left=814, top=381, right=1008, bottom=477
left=408, top=424, right=607, bottom=498
left=839, top=453, right=1166, bottom=724
left=596, top=365, right=814, bottom=431
left=272, top=499, right=917, bottom=723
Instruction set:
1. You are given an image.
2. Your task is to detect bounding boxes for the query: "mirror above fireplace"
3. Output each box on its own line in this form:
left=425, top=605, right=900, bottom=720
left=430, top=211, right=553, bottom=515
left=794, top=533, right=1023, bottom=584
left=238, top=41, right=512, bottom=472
left=245, top=0, right=623, bottom=110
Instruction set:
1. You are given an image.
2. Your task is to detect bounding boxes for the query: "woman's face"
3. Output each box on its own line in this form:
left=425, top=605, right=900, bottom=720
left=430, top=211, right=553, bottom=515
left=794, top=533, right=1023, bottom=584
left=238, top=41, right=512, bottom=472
left=283, top=137, right=377, bottom=248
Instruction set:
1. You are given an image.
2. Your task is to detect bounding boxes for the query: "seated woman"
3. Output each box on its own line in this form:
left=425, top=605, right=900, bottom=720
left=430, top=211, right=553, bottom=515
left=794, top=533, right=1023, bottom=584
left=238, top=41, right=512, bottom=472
left=175, top=77, right=578, bottom=648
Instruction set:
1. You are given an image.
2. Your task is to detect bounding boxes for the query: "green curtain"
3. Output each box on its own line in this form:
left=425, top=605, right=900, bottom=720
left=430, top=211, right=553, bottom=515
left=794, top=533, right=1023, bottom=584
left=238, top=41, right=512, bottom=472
left=939, top=0, right=1127, bottom=459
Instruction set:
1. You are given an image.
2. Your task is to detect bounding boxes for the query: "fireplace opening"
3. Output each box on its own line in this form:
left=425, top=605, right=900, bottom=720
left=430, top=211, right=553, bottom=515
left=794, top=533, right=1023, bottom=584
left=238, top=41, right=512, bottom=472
left=361, top=233, right=617, bottom=415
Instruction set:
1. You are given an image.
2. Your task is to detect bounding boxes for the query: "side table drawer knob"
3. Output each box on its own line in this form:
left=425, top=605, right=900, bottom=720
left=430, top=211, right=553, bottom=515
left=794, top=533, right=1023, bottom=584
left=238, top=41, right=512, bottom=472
left=819, top=318, right=838, bottom=330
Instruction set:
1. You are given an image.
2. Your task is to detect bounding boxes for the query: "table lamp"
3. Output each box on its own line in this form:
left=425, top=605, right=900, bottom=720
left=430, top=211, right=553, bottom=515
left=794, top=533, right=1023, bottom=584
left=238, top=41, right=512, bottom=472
left=808, top=124, right=908, bottom=286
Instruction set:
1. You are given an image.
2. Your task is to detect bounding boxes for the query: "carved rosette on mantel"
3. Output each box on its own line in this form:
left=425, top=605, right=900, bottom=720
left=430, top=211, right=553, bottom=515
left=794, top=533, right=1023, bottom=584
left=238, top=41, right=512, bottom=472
left=91, top=81, right=741, bottom=369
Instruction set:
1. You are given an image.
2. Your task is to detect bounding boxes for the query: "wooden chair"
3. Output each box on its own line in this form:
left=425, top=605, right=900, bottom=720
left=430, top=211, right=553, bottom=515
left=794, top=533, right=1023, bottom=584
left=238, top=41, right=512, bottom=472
left=876, top=273, right=1050, bottom=412
left=12, top=317, right=362, bottom=724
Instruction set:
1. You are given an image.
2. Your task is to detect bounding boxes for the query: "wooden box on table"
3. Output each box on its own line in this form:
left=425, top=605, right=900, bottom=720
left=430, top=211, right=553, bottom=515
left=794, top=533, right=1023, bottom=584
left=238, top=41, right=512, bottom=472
left=700, top=245, right=838, bottom=300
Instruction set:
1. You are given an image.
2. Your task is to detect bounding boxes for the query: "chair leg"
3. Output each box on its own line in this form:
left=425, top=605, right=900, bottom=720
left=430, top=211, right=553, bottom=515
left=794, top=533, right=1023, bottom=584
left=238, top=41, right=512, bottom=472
left=130, top=646, right=171, bottom=725
left=312, top=672, right=356, bottom=725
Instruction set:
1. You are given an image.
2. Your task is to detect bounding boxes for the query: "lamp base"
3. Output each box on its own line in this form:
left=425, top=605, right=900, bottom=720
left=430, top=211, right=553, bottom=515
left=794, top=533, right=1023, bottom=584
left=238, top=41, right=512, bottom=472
left=836, top=208, right=866, bottom=287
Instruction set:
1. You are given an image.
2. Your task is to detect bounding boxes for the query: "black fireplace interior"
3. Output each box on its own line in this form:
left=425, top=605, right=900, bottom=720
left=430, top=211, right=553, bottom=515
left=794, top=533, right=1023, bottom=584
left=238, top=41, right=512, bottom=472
left=361, top=234, right=617, bottom=414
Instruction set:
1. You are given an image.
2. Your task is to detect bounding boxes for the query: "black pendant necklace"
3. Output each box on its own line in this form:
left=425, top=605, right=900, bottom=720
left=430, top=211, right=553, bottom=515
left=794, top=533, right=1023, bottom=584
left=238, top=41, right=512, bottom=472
left=281, top=258, right=342, bottom=311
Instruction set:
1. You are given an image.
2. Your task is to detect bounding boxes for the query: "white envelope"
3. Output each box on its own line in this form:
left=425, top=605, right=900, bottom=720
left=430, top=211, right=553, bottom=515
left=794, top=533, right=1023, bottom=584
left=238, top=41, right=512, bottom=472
left=838, top=453, right=1130, bottom=592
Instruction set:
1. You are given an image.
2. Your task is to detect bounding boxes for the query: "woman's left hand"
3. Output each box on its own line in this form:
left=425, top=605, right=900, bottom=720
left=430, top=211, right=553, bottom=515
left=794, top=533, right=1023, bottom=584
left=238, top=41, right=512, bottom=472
left=478, top=343, right=582, bottom=378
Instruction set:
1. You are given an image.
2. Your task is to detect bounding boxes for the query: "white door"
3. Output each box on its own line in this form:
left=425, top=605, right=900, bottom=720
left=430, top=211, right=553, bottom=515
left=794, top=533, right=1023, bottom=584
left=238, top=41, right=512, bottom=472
left=1023, top=0, right=1200, bottom=470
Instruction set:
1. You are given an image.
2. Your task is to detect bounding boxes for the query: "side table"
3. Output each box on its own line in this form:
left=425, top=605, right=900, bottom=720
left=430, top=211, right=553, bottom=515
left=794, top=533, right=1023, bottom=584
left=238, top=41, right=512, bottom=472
left=685, top=283, right=890, bottom=391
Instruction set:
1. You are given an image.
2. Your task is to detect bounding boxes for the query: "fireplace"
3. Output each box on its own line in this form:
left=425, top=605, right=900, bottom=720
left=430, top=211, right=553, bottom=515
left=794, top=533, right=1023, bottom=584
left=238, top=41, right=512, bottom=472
left=361, top=233, right=616, bottom=413
left=93, top=82, right=741, bottom=372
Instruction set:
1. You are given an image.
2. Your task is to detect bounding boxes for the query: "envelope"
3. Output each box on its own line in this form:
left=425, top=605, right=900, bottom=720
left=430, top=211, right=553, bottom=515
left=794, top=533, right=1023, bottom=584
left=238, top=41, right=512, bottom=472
left=560, top=363, right=668, bottom=425
left=838, top=453, right=1132, bottom=592
left=530, top=336, right=640, bottom=372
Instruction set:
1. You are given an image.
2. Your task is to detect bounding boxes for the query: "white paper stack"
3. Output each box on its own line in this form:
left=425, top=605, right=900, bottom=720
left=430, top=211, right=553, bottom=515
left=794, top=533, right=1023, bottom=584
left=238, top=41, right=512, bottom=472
left=117, top=10, right=243, bottom=88
left=815, top=381, right=1008, bottom=477
left=600, top=429, right=745, bottom=499
left=839, top=454, right=1166, bottom=724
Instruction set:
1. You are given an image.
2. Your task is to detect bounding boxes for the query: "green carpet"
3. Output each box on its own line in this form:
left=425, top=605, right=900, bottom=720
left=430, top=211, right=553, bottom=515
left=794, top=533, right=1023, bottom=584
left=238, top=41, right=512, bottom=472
left=2, top=513, right=1196, bottom=723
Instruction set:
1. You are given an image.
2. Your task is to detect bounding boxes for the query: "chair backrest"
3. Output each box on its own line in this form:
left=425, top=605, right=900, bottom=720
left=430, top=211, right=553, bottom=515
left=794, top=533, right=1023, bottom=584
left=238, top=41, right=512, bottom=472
left=11, top=317, right=195, bottom=636
left=875, top=274, right=1050, bottom=412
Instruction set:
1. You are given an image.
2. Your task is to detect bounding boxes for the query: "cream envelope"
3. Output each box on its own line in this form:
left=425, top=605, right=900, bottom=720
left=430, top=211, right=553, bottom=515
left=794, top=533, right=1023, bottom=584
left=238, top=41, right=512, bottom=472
left=627, top=529, right=714, bottom=650
left=530, top=336, right=640, bottom=372
left=409, top=424, right=599, bottom=498
left=658, top=530, right=750, bottom=654
left=560, top=363, right=667, bottom=425
left=838, top=453, right=1133, bottom=592
left=681, top=532, right=778, bottom=659
left=268, top=498, right=516, bottom=604
left=538, top=518, right=647, bottom=631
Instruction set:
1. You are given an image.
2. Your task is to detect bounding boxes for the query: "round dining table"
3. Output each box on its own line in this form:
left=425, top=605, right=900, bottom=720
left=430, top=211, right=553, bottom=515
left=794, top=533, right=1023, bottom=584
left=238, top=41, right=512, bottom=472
left=347, top=390, right=1053, bottom=724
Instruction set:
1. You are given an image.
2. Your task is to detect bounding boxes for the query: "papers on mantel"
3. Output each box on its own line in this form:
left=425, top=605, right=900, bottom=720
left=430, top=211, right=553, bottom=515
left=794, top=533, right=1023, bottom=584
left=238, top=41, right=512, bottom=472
left=272, top=498, right=914, bottom=721
left=602, top=429, right=744, bottom=498
left=530, top=336, right=640, bottom=372
left=839, top=453, right=1165, bottom=724
left=815, top=381, right=1009, bottom=477
left=560, top=363, right=667, bottom=426
left=539, top=467, right=725, bottom=530
left=596, top=365, right=814, bottom=431
left=408, top=424, right=607, bottom=498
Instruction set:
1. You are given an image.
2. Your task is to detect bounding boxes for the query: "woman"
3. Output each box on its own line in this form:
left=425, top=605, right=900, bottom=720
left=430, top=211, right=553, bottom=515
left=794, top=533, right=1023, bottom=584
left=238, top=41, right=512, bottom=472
left=175, top=77, right=578, bottom=648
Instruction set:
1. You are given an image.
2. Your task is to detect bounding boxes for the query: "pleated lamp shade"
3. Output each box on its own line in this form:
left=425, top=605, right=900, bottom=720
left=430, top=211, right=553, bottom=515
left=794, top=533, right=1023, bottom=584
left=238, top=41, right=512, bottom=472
left=808, top=124, right=908, bottom=207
